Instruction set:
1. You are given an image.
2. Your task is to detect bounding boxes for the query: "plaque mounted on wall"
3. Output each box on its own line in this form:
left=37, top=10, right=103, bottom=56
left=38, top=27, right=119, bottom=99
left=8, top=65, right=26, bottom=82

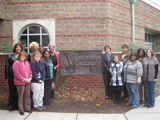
left=59, top=50, right=102, bottom=75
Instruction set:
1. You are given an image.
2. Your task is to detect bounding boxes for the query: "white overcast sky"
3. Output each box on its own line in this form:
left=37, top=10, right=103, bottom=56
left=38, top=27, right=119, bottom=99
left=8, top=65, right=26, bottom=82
left=142, top=0, right=160, bottom=10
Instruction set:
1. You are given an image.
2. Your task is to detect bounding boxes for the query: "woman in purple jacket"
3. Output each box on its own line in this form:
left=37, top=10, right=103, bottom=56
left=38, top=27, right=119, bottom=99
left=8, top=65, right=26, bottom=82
left=12, top=51, right=32, bottom=115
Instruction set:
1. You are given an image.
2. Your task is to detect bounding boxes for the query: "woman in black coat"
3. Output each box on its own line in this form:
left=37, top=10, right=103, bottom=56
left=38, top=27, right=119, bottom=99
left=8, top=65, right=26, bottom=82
left=5, top=43, right=23, bottom=110
left=42, top=50, right=54, bottom=105
left=102, top=45, right=114, bottom=99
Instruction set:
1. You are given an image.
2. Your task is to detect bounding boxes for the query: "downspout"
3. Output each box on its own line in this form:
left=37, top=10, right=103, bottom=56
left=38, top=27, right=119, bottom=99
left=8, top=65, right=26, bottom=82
left=130, top=0, right=138, bottom=43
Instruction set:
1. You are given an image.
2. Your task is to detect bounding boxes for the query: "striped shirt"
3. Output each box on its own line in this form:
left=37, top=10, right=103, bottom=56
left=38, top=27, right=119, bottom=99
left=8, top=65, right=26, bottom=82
left=124, top=60, right=143, bottom=84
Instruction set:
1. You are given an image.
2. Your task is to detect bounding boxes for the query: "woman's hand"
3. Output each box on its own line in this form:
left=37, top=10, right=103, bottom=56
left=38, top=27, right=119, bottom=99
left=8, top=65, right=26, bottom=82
left=39, top=80, right=44, bottom=83
left=24, top=79, right=30, bottom=83
left=137, top=82, right=140, bottom=85
left=137, top=76, right=141, bottom=85
left=154, top=79, right=157, bottom=82
left=29, top=75, right=33, bottom=81
left=54, top=67, right=57, bottom=70
left=30, top=75, right=33, bottom=79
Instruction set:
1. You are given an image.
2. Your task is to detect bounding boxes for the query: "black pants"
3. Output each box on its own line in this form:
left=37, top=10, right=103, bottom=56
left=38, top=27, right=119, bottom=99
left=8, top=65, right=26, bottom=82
left=123, top=83, right=129, bottom=98
left=114, top=90, right=121, bottom=100
left=50, top=70, right=57, bottom=99
left=103, top=71, right=112, bottom=98
left=43, top=79, right=52, bottom=105
left=53, top=70, right=57, bottom=82
left=8, top=78, right=18, bottom=109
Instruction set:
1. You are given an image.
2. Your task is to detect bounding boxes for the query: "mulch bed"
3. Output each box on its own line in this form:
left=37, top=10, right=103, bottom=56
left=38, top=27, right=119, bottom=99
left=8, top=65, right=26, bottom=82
left=0, top=87, right=131, bottom=113
left=1, top=82, right=160, bottom=113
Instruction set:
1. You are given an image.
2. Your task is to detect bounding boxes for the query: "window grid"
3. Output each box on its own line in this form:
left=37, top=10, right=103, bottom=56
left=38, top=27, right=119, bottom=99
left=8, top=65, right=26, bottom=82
left=145, top=33, right=155, bottom=52
left=20, top=25, right=50, bottom=53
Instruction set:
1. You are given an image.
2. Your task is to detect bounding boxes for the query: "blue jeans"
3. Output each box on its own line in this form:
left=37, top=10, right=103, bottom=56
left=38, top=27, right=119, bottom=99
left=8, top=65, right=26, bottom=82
left=126, top=83, right=140, bottom=108
left=143, top=78, right=156, bottom=107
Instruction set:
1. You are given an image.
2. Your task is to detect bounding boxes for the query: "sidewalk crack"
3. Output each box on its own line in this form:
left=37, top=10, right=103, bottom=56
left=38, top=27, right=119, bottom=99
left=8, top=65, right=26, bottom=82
left=123, top=113, right=128, bottom=120
left=76, top=113, right=78, bottom=120
left=24, top=113, right=32, bottom=120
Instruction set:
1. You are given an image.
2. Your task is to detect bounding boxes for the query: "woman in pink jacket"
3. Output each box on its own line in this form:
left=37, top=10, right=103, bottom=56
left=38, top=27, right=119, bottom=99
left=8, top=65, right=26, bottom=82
left=12, top=51, right=32, bottom=115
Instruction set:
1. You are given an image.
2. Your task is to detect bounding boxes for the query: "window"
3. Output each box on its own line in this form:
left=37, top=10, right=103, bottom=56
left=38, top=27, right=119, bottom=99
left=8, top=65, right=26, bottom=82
left=20, top=25, right=50, bottom=53
left=13, top=19, right=55, bottom=53
left=145, top=33, right=155, bottom=52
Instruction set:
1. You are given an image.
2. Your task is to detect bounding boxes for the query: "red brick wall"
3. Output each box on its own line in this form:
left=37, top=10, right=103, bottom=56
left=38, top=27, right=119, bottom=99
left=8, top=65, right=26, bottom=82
left=0, top=54, right=104, bottom=88
left=60, top=75, right=104, bottom=89
left=0, top=54, right=8, bottom=87
left=1, top=54, right=160, bottom=88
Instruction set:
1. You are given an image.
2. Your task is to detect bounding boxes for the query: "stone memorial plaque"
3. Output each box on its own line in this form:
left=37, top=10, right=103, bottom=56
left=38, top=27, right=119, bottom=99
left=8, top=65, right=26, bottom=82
left=59, top=50, right=102, bottom=75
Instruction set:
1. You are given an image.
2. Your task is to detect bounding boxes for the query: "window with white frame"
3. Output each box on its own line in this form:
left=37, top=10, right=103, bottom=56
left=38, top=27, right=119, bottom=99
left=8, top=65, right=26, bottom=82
left=20, top=25, right=50, bottom=53
left=13, top=19, right=55, bottom=53
left=145, top=33, right=155, bottom=52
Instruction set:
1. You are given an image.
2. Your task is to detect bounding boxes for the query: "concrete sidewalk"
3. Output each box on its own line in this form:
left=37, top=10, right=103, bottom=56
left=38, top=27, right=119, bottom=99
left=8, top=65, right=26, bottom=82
left=1, top=96, right=160, bottom=120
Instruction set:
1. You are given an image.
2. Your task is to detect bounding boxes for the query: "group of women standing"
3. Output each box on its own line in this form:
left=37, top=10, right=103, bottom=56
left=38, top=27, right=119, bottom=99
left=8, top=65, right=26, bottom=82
left=4, top=42, right=159, bottom=114
left=102, top=44, right=159, bottom=108
left=5, top=42, right=59, bottom=115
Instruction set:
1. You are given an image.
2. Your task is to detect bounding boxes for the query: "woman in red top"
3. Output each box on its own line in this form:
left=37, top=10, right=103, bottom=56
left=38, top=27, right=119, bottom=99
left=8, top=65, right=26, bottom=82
left=13, top=51, right=32, bottom=115
left=48, top=45, right=60, bottom=99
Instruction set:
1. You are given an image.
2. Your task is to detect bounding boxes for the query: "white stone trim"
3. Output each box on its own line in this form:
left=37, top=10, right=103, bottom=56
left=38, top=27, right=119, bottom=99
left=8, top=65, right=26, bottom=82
left=0, top=53, right=10, bottom=55
left=155, top=52, right=160, bottom=54
left=13, top=19, right=55, bottom=46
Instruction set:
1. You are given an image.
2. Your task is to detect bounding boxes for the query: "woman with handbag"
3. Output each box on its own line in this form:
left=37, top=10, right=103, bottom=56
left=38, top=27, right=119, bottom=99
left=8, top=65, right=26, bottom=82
left=48, top=45, right=60, bottom=99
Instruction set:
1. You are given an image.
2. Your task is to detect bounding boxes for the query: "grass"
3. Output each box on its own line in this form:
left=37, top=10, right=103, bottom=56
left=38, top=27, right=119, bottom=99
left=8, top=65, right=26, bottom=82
left=155, top=78, right=160, bottom=96
left=156, top=78, right=160, bottom=86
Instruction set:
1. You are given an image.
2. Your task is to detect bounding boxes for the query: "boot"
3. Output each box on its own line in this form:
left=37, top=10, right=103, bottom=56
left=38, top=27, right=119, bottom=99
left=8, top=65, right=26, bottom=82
left=116, top=98, right=120, bottom=104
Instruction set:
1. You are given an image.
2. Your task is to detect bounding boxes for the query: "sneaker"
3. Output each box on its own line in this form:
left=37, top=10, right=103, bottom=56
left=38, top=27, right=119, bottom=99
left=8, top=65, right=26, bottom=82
left=143, top=105, right=148, bottom=107
left=130, top=105, right=138, bottom=108
left=36, top=107, right=43, bottom=111
left=40, top=106, right=46, bottom=110
left=147, top=105, right=154, bottom=108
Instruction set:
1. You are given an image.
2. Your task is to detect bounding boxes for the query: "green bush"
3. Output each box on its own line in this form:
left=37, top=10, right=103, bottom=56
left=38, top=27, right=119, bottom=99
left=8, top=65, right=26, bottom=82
left=18, top=39, right=27, bottom=49
left=1, top=42, right=13, bottom=53
left=1, top=39, right=26, bottom=53
left=128, top=42, right=149, bottom=53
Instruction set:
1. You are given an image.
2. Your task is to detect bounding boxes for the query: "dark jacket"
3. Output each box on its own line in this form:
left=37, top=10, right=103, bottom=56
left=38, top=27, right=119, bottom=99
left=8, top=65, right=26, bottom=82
left=5, top=53, right=17, bottom=79
left=42, top=58, right=53, bottom=79
left=27, top=53, right=32, bottom=63
left=119, top=53, right=130, bottom=66
left=30, top=61, right=45, bottom=83
left=102, top=52, right=114, bottom=73
left=43, top=59, right=51, bottom=78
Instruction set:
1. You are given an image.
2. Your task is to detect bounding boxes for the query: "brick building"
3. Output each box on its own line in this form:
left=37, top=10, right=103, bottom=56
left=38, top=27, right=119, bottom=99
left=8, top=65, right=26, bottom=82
left=0, top=0, right=160, bottom=88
